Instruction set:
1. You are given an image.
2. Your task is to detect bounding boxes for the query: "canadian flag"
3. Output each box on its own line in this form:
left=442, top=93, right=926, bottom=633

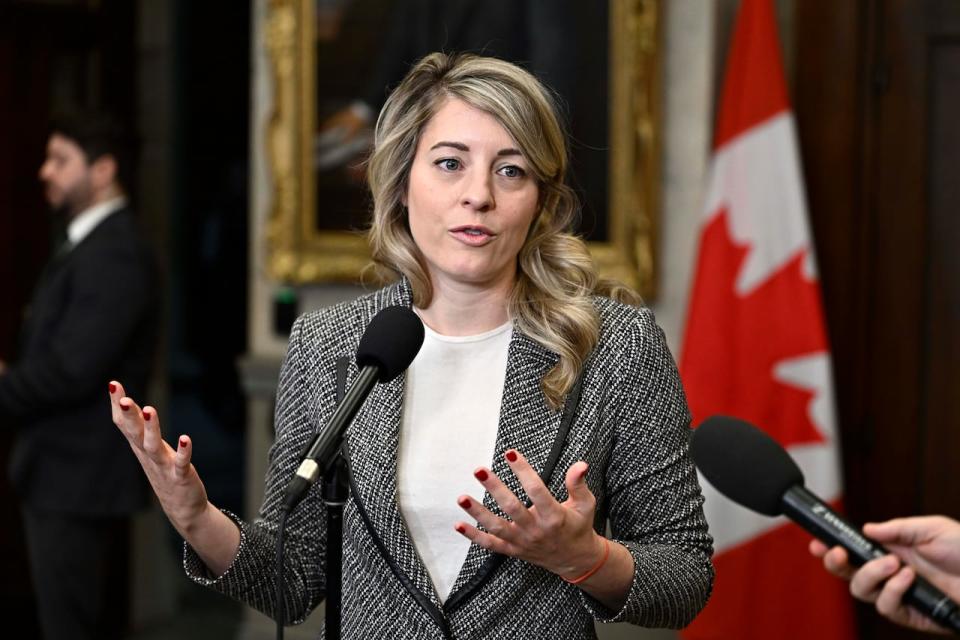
left=678, top=0, right=856, bottom=638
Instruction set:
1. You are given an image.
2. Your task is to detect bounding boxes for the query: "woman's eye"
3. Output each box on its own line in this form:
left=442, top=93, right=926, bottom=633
left=436, top=158, right=461, bottom=171
left=497, top=165, right=525, bottom=178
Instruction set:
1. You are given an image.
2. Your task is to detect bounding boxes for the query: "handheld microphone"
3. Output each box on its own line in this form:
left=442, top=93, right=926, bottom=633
left=281, top=306, right=424, bottom=511
left=691, top=415, right=960, bottom=633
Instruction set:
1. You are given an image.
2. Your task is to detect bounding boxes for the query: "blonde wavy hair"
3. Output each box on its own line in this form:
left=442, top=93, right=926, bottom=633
left=367, top=52, right=640, bottom=409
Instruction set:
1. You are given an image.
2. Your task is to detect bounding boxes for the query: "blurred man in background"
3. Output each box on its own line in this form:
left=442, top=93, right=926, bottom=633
left=0, top=110, right=159, bottom=639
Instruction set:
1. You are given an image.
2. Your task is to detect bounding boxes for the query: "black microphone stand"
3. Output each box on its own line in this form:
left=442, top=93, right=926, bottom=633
left=322, top=452, right=349, bottom=640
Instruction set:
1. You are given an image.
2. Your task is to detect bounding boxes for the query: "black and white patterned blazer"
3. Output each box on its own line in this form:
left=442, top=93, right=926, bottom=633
left=186, top=279, right=713, bottom=638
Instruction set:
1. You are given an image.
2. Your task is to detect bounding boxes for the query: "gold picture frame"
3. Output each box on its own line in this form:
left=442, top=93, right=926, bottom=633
left=264, top=0, right=661, bottom=298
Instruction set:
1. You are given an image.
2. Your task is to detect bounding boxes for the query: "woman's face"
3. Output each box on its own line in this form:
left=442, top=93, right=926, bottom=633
left=405, top=97, right=539, bottom=294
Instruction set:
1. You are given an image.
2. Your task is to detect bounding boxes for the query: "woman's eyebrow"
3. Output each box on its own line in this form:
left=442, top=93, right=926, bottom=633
left=430, top=141, right=469, bottom=152
left=428, top=141, right=523, bottom=158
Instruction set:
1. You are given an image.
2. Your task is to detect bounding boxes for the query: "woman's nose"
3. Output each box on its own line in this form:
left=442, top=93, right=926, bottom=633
left=460, top=169, right=494, bottom=212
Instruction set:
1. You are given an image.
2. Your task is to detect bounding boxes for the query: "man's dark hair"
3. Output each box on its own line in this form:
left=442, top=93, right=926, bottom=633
left=48, top=108, right=135, bottom=190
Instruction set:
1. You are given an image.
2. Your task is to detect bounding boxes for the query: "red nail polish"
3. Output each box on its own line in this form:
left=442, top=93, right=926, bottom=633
left=457, top=497, right=471, bottom=509
left=455, top=524, right=467, bottom=534
left=474, top=468, right=489, bottom=482
left=505, top=450, right=518, bottom=463
left=144, top=411, right=152, bottom=422
left=108, top=382, right=117, bottom=394
left=179, top=437, right=188, bottom=448
left=120, top=402, right=130, bottom=412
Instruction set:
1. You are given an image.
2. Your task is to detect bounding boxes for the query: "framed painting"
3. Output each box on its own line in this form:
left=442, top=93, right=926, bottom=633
left=264, top=0, right=661, bottom=297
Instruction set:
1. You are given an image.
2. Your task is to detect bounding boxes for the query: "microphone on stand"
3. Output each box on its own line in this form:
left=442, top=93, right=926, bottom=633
left=691, top=415, right=960, bottom=634
left=282, top=305, right=424, bottom=511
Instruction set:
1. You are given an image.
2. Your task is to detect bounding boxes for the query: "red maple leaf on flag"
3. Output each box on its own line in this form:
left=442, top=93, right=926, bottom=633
left=680, top=209, right=830, bottom=448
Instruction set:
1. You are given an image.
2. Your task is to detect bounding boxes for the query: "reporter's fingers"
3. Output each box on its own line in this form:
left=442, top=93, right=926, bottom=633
left=809, top=539, right=829, bottom=558
left=850, top=555, right=901, bottom=602
left=874, top=565, right=915, bottom=619
left=864, top=516, right=944, bottom=547
left=820, top=545, right=856, bottom=580
left=174, top=435, right=192, bottom=479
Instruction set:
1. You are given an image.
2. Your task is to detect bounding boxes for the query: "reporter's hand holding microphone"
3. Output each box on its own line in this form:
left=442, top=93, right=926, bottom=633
left=810, top=516, right=960, bottom=634
left=692, top=416, right=960, bottom=635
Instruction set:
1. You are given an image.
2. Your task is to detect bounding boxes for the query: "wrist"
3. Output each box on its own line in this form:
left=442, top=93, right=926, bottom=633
left=561, top=534, right=610, bottom=585
left=178, top=500, right=217, bottom=538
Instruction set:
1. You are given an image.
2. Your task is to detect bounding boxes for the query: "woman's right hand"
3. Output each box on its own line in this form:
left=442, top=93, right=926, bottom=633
left=109, top=380, right=209, bottom=537
left=110, top=381, right=241, bottom=576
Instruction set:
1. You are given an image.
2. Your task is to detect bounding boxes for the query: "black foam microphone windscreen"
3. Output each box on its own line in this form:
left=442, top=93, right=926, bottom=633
left=690, top=415, right=960, bottom=633
left=690, top=414, right=804, bottom=516
left=283, top=305, right=424, bottom=511
left=356, top=305, right=425, bottom=382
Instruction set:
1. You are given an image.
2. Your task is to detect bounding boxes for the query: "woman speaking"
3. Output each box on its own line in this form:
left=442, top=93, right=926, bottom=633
left=110, top=52, right=714, bottom=638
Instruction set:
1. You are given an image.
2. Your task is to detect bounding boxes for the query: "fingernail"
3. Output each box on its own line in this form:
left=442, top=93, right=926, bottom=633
left=505, top=450, right=518, bottom=463
left=108, top=382, right=116, bottom=393
left=457, top=497, right=471, bottom=509
left=179, top=437, right=188, bottom=449
left=579, top=468, right=588, bottom=482
left=474, top=468, right=489, bottom=482
left=144, top=410, right=152, bottom=422
left=120, top=402, right=130, bottom=412
left=455, top=524, right=467, bottom=534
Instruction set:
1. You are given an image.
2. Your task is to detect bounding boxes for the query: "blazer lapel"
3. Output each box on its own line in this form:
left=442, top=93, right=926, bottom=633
left=343, top=279, right=443, bottom=605
left=445, top=328, right=565, bottom=604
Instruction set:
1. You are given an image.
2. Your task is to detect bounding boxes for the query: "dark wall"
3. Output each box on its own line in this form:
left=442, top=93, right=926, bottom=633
left=795, top=2, right=960, bottom=638
left=167, top=0, right=250, bottom=516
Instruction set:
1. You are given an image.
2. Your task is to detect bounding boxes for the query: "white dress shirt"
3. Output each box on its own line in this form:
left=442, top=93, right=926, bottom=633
left=66, top=196, right=127, bottom=248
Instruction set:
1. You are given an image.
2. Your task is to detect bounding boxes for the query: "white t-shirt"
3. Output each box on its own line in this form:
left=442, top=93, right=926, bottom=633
left=396, top=318, right=512, bottom=602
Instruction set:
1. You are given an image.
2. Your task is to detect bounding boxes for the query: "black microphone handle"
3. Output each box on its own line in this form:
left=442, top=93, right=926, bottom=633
left=783, top=485, right=960, bottom=633
left=281, top=365, right=380, bottom=511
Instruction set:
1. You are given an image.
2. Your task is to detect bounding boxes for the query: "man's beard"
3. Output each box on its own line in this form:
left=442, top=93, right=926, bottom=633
left=47, top=199, right=72, bottom=222
left=45, top=179, right=93, bottom=220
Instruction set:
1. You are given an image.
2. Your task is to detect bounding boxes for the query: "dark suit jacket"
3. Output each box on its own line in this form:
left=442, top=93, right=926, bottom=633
left=0, top=207, right=158, bottom=515
left=186, top=279, right=713, bottom=638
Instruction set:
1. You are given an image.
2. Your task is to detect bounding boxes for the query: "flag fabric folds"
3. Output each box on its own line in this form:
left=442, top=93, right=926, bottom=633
left=679, top=0, right=856, bottom=638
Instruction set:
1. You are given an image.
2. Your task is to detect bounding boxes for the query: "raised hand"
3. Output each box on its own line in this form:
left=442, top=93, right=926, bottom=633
left=455, top=449, right=634, bottom=609
left=109, top=380, right=207, bottom=534
left=109, top=380, right=239, bottom=575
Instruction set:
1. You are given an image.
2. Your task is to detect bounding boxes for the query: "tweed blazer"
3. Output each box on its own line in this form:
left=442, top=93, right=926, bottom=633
left=186, top=280, right=713, bottom=638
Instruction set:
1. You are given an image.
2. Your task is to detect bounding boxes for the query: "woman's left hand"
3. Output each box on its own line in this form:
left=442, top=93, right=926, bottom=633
left=454, top=449, right=606, bottom=580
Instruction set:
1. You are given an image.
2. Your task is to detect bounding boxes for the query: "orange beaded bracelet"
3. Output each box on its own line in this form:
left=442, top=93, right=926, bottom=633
left=561, top=537, right=611, bottom=585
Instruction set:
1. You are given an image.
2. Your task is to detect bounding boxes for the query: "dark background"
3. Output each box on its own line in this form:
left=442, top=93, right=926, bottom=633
left=0, top=0, right=249, bottom=634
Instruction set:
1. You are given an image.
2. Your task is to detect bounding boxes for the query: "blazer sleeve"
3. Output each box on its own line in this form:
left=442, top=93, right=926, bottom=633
left=0, top=240, right=153, bottom=421
left=581, top=307, right=714, bottom=627
left=183, top=314, right=331, bottom=624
